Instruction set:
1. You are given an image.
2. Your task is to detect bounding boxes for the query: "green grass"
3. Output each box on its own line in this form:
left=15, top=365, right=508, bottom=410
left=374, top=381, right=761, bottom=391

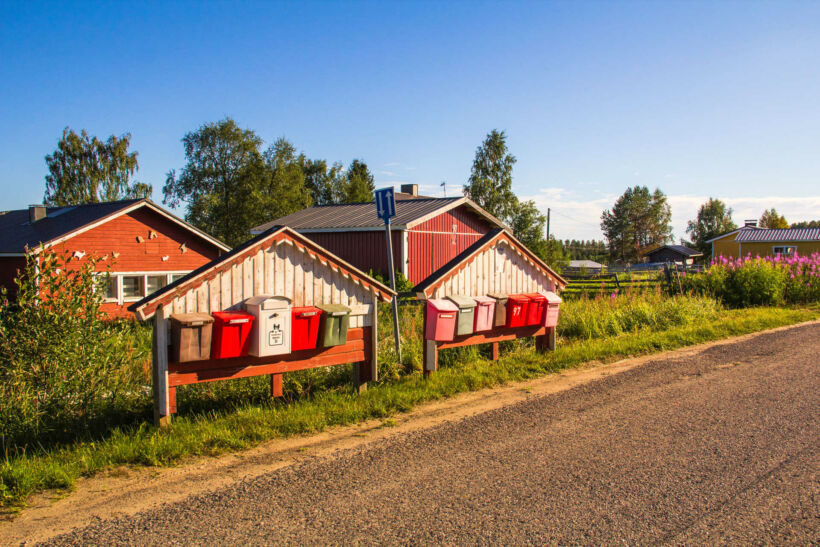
left=1, top=305, right=816, bottom=509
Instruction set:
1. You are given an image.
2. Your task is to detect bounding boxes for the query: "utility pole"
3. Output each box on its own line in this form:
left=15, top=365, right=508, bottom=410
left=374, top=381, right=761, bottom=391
left=546, top=208, right=551, bottom=240
left=440, top=181, right=446, bottom=197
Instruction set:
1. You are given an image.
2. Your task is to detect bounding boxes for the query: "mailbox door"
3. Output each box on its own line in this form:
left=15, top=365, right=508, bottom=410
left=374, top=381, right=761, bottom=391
left=425, top=299, right=458, bottom=341
left=472, top=297, right=495, bottom=332
left=506, top=295, right=530, bottom=328
left=316, top=304, right=352, bottom=347
left=524, top=293, right=547, bottom=326
left=292, top=307, right=322, bottom=351
left=488, top=294, right=508, bottom=327
left=455, top=307, right=475, bottom=336
left=212, top=312, right=254, bottom=359
left=544, top=304, right=560, bottom=327
left=260, top=309, right=291, bottom=356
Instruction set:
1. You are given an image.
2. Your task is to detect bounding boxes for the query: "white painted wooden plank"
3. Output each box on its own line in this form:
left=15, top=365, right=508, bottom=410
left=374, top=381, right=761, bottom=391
left=332, top=268, right=341, bottom=304
left=303, top=256, right=314, bottom=306
left=285, top=245, right=295, bottom=303
left=220, top=271, right=230, bottom=311
left=274, top=244, right=285, bottom=296
left=254, top=249, right=264, bottom=295
left=185, top=289, right=195, bottom=313
left=196, top=283, right=207, bottom=312
left=313, top=261, right=323, bottom=305
left=369, top=294, right=378, bottom=379
left=209, top=276, right=220, bottom=313
left=231, top=262, right=242, bottom=307
left=152, top=305, right=169, bottom=425
left=243, top=256, right=253, bottom=300
left=293, top=246, right=304, bottom=306
left=264, top=246, right=274, bottom=295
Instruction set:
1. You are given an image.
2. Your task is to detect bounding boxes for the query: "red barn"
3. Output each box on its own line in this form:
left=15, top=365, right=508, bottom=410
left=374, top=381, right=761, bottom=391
left=251, top=184, right=507, bottom=287
left=0, top=199, right=229, bottom=317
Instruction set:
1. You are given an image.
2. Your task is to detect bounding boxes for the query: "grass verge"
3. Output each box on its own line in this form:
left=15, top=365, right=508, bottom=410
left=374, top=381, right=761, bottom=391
left=1, top=306, right=817, bottom=509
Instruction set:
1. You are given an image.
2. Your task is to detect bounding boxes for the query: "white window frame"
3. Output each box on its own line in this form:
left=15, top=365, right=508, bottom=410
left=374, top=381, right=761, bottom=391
left=772, top=245, right=796, bottom=257
left=103, top=271, right=190, bottom=305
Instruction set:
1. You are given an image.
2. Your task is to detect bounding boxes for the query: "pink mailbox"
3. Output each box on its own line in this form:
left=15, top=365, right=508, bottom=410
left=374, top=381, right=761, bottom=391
left=425, top=299, right=459, bottom=341
left=472, top=296, right=496, bottom=332
left=539, top=291, right=563, bottom=327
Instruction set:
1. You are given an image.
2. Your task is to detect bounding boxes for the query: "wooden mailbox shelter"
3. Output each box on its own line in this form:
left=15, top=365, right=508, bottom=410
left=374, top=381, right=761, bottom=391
left=414, top=229, right=567, bottom=373
left=130, top=225, right=395, bottom=426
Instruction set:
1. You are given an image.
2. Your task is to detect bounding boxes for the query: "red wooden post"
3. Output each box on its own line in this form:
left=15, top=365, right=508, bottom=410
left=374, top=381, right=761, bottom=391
left=491, top=342, right=499, bottom=361
left=270, top=373, right=283, bottom=398
left=168, top=387, right=177, bottom=414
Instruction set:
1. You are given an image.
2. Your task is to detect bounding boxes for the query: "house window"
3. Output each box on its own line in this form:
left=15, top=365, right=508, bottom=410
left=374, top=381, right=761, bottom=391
left=103, top=275, right=118, bottom=301
left=773, top=246, right=796, bottom=256
left=146, top=275, right=166, bottom=295
left=170, top=274, right=186, bottom=283
left=122, top=276, right=144, bottom=299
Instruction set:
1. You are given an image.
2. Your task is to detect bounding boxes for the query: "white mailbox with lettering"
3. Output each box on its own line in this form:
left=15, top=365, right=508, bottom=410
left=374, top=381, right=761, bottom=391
left=244, top=295, right=292, bottom=357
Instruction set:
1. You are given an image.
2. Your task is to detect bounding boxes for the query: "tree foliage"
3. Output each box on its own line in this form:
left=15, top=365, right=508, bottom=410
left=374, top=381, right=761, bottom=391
left=464, top=130, right=518, bottom=222
left=342, top=159, right=375, bottom=203
left=600, top=186, right=672, bottom=263
left=759, top=208, right=789, bottom=229
left=44, top=128, right=151, bottom=206
left=562, top=239, right=608, bottom=263
left=791, top=220, right=820, bottom=228
left=686, top=198, right=737, bottom=254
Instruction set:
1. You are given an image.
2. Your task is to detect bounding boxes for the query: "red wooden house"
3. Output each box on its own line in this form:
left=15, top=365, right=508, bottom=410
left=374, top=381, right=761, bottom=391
left=0, top=199, right=229, bottom=317
left=251, top=184, right=507, bottom=287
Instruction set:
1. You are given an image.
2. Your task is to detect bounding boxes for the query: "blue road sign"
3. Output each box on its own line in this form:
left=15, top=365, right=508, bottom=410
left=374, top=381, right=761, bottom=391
left=375, top=187, right=396, bottom=222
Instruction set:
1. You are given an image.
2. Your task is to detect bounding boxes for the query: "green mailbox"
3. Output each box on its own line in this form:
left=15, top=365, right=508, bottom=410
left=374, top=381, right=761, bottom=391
left=316, top=303, right=351, bottom=347
left=446, top=295, right=477, bottom=336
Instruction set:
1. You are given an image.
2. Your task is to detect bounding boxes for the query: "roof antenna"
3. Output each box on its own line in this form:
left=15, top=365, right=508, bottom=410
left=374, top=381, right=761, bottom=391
left=440, top=181, right=446, bottom=197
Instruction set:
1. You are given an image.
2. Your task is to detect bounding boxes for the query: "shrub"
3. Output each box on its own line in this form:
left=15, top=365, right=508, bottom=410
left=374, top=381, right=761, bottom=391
left=681, top=253, right=820, bottom=306
left=0, top=249, right=151, bottom=451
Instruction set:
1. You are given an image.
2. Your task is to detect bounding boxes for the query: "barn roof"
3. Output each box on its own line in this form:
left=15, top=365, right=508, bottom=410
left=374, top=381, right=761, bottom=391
left=0, top=199, right=230, bottom=255
left=413, top=228, right=567, bottom=298
left=734, top=227, right=820, bottom=242
left=648, top=245, right=703, bottom=257
left=250, top=196, right=508, bottom=234
left=129, top=225, right=395, bottom=321
left=568, top=259, right=602, bottom=268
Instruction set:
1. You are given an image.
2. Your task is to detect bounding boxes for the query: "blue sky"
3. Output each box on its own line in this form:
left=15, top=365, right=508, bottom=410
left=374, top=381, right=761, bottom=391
left=2, top=1, right=819, bottom=241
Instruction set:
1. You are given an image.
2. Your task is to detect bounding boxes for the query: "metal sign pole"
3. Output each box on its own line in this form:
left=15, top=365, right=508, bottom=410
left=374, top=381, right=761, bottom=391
left=384, top=216, right=402, bottom=361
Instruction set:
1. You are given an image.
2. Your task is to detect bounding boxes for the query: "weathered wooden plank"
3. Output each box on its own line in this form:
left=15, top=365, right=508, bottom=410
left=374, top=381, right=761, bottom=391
left=220, top=270, right=231, bottom=310
left=185, top=290, right=195, bottom=314
left=274, top=243, right=285, bottom=296
left=152, top=305, right=170, bottom=427
left=243, top=256, right=253, bottom=301
left=303, top=255, right=314, bottom=305
left=313, top=260, right=323, bottom=305
left=293, top=245, right=304, bottom=306
left=231, top=262, right=242, bottom=307
left=264, top=245, right=275, bottom=295
left=253, top=249, right=264, bottom=295
left=209, top=276, right=220, bottom=313
left=196, top=283, right=207, bottom=312
left=284, top=244, right=295, bottom=303
left=370, top=292, right=378, bottom=380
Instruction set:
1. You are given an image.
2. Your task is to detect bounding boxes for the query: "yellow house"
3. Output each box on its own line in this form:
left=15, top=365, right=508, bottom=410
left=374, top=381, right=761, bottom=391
left=708, top=225, right=820, bottom=260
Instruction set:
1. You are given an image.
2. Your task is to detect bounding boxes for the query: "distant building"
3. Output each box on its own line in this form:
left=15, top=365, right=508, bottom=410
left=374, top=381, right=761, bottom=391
left=567, top=259, right=603, bottom=273
left=645, top=245, right=703, bottom=265
left=707, top=220, right=820, bottom=260
left=0, top=200, right=229, bottom=317
left=251, top=184, right=509, bottom=286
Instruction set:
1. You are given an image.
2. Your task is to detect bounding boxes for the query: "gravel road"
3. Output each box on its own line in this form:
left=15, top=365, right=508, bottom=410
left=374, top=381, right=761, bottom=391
left=44, top=323, right=820, bottom=545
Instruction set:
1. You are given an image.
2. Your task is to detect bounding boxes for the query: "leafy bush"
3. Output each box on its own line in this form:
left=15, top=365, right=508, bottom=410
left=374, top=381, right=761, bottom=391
left=681, top=253, right=820, bottom=306
left=0, top=249, right=151, bottom=451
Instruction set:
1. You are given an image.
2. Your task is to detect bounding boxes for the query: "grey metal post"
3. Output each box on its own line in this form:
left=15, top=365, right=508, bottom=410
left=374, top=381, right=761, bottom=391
left=384, top=217, right=402, bottom=361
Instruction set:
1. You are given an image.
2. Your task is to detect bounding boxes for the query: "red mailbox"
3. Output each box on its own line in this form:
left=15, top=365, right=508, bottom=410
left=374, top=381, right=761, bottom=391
left=524, top=292, right=547, bottom=326
left=540, top=291, right=563, bottom=327
left=291, top=306, right=322, bottom=351
left=425, top=299, right=459, bottom=341
left=505, top=294, right=530, bottom=328
left=211, top=311, right=254, bottom=359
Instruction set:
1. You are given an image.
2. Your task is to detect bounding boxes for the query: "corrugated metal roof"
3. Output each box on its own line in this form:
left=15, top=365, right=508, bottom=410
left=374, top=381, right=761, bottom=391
left=735, top=227, right=820, bottom=242
left=252, top=197, right=468, bottom=232
left=648, top=245, right=702, bottom=257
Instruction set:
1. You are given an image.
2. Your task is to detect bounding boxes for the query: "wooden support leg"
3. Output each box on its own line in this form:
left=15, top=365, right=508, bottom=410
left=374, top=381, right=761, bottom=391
left=491, top=341, right=500, bottom=361
left=270, top=373, right=283, bottom=398
left=547, top=326, right=557, bottom=351
left=423, top=339, right=438, bottom=377
left=152, top=305, right=172, bottom=428
left=353, top=362, right=368, bottom=394
left=168, top=387, right=177, bottom=414
left=535, top=327, right=557, bottom=353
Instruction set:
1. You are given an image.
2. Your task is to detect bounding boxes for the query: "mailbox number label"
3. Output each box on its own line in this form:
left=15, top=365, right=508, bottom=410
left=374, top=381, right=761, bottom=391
left=269, top=329, right=283, bottom=346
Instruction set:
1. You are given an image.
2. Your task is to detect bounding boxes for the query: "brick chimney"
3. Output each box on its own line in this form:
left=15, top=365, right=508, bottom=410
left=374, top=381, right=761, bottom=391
left=29, top=204, right=46, bottom=223
left=400, top=184, right=418, bottom=197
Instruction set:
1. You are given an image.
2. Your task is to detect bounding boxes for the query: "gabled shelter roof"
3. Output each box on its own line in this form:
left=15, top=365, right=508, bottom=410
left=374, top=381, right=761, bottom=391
left=250, top=196, right=508, bottom=234
left=129, top=225, right=395, bottom=321
left=648, top=245, right=703, bottom=257
left=0, top=199, right=230, bottom=255
left=413, top=228, right=567, bottom=298
left=735, top=227, right=820, bottom=242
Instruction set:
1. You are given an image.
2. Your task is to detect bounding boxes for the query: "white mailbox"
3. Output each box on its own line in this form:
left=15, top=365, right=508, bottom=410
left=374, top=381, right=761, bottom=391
left=244, top=295, right=291, bottom=357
